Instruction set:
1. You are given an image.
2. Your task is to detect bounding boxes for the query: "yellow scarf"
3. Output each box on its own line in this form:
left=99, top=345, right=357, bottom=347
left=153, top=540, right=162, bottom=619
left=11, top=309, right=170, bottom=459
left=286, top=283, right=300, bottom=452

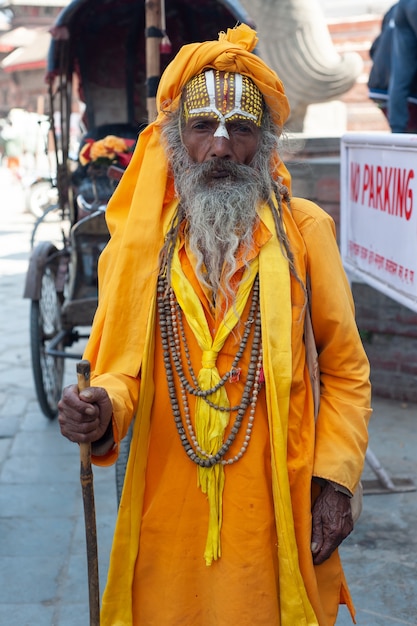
left=171, top=244, right=259, bottom=566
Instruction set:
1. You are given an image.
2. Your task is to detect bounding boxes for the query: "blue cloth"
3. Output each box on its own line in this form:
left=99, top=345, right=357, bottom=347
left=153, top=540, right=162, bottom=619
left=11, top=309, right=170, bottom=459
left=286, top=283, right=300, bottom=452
left=368, top=4, right=397, bottom=98
left=388, top=0, right=417, bottom=132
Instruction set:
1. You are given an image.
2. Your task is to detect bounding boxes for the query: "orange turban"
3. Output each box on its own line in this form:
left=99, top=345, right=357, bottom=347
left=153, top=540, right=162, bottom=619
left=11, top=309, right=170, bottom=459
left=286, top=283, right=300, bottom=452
left=156, top=24, right=290, bottom=128
left=84, top=24, right=292, bottom=378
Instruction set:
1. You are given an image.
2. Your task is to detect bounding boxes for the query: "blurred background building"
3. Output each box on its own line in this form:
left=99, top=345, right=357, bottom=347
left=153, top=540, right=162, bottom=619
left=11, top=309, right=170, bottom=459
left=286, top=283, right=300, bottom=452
left=0, top=1, right=65, bottom=115
left=0, top=1, right=66, bottom=170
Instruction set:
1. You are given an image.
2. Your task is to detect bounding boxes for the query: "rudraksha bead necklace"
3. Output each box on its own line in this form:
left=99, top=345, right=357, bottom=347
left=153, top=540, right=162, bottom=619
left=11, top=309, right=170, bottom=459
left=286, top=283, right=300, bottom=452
left=157, top=273, right=263, bottom=467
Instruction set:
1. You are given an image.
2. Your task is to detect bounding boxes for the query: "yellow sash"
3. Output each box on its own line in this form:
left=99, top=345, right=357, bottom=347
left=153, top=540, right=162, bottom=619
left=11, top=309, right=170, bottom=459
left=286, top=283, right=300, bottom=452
left=258, top=202, right=318, bottom=624
left=171, top=245, right=259, bottom=565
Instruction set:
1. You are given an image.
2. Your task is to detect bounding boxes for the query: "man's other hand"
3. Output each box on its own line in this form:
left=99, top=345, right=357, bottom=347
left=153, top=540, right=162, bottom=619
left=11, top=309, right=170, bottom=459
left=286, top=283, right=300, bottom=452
left=311, top=482, right=353, bottom=565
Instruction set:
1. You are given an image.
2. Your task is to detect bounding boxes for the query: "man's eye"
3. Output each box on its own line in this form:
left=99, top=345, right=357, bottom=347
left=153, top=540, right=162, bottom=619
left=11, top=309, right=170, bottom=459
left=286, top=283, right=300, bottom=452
left=230, top=123, right=253, bottom=134
left=191, top=121, right=212, bottom=131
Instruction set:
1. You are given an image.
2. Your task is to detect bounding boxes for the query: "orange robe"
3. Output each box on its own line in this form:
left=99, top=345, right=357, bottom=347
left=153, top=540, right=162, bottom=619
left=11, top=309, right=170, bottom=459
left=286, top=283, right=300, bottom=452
left=91, top=199, right=372, bottom=625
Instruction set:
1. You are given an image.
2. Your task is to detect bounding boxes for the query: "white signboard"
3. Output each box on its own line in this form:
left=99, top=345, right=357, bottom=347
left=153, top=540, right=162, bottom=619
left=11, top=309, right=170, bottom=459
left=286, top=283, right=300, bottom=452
left=341, top=132, right=417, bottom=313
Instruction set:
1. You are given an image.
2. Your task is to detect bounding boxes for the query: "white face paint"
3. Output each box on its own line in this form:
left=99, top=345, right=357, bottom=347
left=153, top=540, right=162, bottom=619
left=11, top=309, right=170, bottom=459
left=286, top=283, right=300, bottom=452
left=186, top=70, right=259, bottom=141
left=213, top=120, right=230, bottom=139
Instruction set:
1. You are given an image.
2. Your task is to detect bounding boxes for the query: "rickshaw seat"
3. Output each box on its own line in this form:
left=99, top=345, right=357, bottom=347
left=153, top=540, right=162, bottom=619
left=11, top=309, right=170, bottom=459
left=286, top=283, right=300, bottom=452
left=61, top=210, right=109, bottom=328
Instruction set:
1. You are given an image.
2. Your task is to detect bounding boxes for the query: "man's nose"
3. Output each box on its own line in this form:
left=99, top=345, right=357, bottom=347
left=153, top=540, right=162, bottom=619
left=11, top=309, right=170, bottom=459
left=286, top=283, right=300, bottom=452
left=209, top=136, right=232, bottom=159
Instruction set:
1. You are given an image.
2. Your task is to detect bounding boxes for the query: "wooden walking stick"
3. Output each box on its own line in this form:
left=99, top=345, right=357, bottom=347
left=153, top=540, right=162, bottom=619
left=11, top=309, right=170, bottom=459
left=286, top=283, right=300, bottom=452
left=77, top=359, right=100, bottom=626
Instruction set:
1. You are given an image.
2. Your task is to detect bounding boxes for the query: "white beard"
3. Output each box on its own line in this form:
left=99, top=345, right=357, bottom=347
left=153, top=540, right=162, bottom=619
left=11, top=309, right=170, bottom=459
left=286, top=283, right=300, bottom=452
left=175, top=158, right=265, bottom=301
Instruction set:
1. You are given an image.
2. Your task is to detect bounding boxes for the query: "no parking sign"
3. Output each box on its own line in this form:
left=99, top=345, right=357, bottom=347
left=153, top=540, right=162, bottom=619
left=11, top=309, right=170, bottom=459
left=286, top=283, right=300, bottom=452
left=340, top=132, right=417, bottom=312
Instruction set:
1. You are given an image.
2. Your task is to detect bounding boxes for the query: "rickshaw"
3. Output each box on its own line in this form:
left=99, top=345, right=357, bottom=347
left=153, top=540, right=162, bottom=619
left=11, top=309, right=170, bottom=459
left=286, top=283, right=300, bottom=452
left=23, top=0, right=255, bottom=420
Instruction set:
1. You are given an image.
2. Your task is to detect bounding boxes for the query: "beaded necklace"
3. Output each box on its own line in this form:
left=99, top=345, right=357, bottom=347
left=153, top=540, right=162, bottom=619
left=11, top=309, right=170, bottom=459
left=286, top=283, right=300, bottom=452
left=157, top=272, right=263, bottom=467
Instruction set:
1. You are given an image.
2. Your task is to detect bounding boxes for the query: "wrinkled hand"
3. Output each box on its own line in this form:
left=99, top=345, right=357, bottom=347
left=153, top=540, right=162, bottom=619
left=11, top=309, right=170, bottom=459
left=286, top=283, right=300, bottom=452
left=58, top=384, right=113, bottom=445
left=311, top=482, right=353, bottom=565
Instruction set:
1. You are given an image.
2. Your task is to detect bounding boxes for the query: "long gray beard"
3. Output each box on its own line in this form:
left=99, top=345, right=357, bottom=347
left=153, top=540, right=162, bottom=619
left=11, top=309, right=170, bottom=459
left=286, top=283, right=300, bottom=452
left=174, top=158, right=268, bottom=302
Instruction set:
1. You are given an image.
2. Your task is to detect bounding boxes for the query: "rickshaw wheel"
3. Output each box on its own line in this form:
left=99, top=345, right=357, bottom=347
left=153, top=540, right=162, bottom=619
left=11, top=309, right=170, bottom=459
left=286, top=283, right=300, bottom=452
left=30, top=263, right=65, bottom=419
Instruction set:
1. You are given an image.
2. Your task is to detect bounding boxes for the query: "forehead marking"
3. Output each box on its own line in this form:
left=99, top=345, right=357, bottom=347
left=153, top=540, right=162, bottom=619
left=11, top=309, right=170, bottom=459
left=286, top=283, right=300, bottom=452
left=187, top=70, right=258, bottom=126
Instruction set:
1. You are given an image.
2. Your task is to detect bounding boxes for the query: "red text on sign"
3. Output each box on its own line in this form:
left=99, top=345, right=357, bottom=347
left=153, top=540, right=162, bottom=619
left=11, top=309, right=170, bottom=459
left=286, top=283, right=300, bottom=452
left=350, top=162, right=414, bottom=220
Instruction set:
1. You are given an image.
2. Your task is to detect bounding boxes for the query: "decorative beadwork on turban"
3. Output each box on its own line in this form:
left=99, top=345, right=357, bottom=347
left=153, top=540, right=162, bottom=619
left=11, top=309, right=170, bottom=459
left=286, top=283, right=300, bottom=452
left=183, top=70, right=264, bottom=129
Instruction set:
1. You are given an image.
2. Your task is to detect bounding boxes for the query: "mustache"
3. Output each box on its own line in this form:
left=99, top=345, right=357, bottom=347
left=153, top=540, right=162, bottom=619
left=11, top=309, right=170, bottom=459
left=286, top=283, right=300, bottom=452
left=190, top=158, right=256, bottom=181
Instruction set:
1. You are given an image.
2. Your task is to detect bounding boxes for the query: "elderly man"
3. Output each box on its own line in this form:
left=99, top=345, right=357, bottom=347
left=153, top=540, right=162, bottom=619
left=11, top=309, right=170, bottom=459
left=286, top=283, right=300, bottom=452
left=58, top=24, right=371, bottom=626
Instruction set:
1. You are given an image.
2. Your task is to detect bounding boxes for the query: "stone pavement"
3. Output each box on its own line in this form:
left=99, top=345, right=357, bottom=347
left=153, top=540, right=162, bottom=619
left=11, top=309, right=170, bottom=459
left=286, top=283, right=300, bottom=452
left=0, top=167, right=416, bottom=625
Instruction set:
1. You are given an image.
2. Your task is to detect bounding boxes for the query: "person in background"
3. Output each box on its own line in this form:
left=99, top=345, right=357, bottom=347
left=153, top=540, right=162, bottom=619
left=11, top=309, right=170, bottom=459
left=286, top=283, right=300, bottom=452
left=388, top=0, right=417, bottom=132
left=368, top=4, right=397, bottom=109
left=58, top=24, right=372, bottom=626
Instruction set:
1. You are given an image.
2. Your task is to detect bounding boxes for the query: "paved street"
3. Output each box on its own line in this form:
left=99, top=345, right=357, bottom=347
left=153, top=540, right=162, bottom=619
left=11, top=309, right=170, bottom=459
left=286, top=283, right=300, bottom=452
left=0, top=166, right=416, bottom=625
